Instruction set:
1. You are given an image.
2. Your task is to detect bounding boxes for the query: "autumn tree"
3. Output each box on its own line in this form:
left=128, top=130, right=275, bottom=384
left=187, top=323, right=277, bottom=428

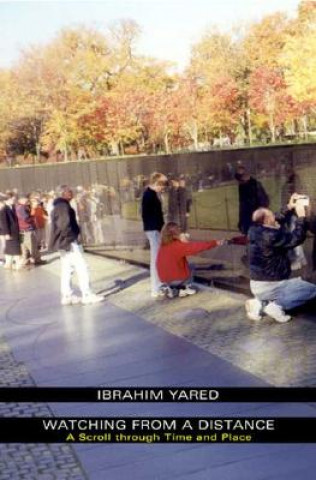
left=204, top=76, right=241, bottom=143
left=0, top=3, right=315, bottom=162
left=11, top=21, right=141, bottom=160
left=241, top=12, right=290, bottom=70
left=0, top=70, right=18, bottom=158
left=281, top=1, right=316, bottom=136
left=188, top=30, right=242, bottom=144
left=249, top=67, right=294, bottom=142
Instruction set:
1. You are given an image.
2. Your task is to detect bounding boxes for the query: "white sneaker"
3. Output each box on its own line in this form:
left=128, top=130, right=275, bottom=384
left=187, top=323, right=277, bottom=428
left=158, top=285, right=175, bottom=298
left=179, top=286, right=197, bottom=297
left=81, top=293, right=104, bottom=305
left=151, top=290, right=166, bottom=298
left=61, top=295, right=81, bottom=306
left=165, top=287, right=174, bottom=299
left=245, top=298, right=263, bottom=321
left=263, top=302, right=291, bottom=323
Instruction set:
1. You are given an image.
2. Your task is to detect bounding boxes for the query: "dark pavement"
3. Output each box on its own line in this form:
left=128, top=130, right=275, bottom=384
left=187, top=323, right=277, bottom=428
left=0, top=254, right=316, bottom=479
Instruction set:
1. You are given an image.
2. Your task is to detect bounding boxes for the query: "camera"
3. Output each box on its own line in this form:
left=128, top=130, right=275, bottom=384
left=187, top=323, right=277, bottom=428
left=293, top=195, right=310, bottom=207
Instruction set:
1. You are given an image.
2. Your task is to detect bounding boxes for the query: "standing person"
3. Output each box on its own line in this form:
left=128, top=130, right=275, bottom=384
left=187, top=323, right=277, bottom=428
left=16, top=195, right=44, bottom=266
left=90, top=189, right=104, bottom=245
left=168, top=177, right=192, bottom=234
left=76, top=190, right=93, bottom=245
left=31, top=197, right=48, bottom=250
left=178, top=176, right=192, bottom=234
left=49, top=185, right=104, bottom=306
left=280, top=166, right=303, bottom=209
left=0, top=192, right=21, bottom=269
left=281, top=167, right=306, bottom=271
left=246, top=194, right=316, bottom=323
left=141, top=172, right=167, bottom=297
left=168, top=178, right=181, bottom=225
left=235, top=165, right=269, bottom=235
left=44, top=191, right=56, bottom=250
left=0, top=194, right=7, bottom=264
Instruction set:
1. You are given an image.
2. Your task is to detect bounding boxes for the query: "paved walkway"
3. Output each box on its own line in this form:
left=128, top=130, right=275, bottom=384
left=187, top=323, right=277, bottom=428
left=0, top=254, right=316, bottom=479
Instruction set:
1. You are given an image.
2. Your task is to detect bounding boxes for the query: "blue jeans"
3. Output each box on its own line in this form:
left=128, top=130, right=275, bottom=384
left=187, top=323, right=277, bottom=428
left=250, top=277, right=316, bottom=311
left=168, top=279, right=189, bottom=289
left=145, top=230, right=162, bottom=294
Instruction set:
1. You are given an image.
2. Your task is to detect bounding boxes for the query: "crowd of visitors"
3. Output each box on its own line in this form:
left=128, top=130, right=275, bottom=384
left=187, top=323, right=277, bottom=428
left=0, top=186, right=107, bottom=305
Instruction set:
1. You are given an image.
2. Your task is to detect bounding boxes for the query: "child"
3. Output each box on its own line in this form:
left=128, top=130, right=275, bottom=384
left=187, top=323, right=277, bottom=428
left=31, top=197, right=48, bottom=250
left=156, top=222, right=224, bottom=297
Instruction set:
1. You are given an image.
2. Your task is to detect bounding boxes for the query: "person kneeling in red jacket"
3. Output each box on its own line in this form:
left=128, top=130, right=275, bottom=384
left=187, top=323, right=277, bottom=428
left=156, top=222, right=224, bottom=298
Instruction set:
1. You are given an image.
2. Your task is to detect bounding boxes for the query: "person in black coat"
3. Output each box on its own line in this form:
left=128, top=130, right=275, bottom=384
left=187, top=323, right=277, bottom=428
left=0, top=194, right=7, bottom=263
left=235, top=166, right=269, bottom=235
left=49, top=185, right=103, bottom=306
left=0, top=192, right=21, bottom=269
left=178, top=177, right=192, bottom=234
left=168, top=177, right=192, bottom=234
left=246, top=194, right=316, bottom=323
left=49, top=196, right=80, bottom=252
left=167, top=178, right=181, bottom=228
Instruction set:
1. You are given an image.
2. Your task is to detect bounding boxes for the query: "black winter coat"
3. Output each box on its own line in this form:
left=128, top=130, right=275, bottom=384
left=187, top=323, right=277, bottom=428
left=0, top=205, right=6, bottom=235
left=141, top=188, right=164, bottom=232
left=238, top=177, right=269, bottom=234
left=0, top=205, right=21, bottom=255
left=168, top=186, right=192, bottom=232
left=168, top=187, right=191, bottom=218
left=49, top=198, right=80, bottom=251
left=248, top=216, right=307, bottom=281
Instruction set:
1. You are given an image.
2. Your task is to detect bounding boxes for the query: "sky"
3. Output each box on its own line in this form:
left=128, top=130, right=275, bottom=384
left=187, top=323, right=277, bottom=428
left=0, top=0, right=302, bottom=70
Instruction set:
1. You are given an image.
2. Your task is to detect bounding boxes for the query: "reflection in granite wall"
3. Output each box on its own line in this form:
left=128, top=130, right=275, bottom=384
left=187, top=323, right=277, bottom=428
left=0, top=143, right=315, bottom=286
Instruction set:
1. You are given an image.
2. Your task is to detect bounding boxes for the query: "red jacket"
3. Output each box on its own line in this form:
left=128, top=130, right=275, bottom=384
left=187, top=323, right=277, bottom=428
left=31, top=205, right=47, bottom=229
left=157, top=239, right=218, bottom=283
left=16, top=204, right=36, bottom=232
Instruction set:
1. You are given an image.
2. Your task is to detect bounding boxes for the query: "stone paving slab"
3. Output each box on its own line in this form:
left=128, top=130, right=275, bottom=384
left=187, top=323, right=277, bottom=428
left=108, top=278, right=316, bottom=386
left=0, top=331, right=87, bottom=480
left=77, top=444, right=316, bottom=480
left=37, top=253, right=316, bottom=386
left=0, top=255, right=316, bottom=479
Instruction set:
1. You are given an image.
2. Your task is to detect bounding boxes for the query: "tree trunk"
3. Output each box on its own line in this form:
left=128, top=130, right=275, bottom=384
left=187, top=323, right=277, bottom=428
left=301, top=114, right=308, bottom=138
left=35, top=142, right=40, bottom=163
left=164, top=132, right=169, bottom=154
left=110, top=141, right=120, bottom=156
left=247, top=108, right=252, bottom=145
left=63, top=140, right=68, bottom=162
left=191, top=120, right=198, bottom=150
left=140, top=132, right=146, bottom=152
left=119, top=140, right=125, bottom=156
left=269, top=112, right=275, bottom=143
